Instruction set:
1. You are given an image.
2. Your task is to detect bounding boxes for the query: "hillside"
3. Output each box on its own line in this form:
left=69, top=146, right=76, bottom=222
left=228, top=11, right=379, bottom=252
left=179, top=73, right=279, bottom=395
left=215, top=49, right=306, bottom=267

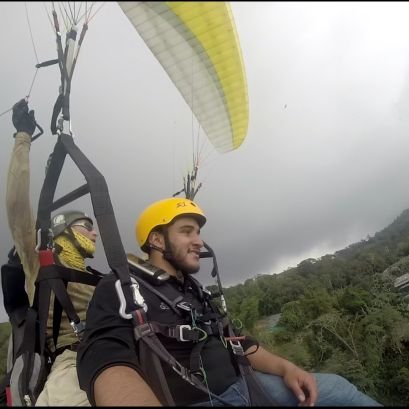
left=221, top=207, right=409, bottom=406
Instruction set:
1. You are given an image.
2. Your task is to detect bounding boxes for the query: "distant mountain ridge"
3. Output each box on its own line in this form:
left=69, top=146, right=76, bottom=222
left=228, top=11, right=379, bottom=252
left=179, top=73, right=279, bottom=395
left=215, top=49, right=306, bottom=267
left=223, top=206, right=409, bottom=320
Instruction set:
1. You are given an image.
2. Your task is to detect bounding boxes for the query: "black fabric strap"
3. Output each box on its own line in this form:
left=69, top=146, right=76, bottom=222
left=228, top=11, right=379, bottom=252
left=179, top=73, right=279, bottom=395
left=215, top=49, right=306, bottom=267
left=189, top=340, right=207, bottom=374
left=139, top=340, right=175, bottom=406
left=134, top=313, right=232, bottom=406
left=59, top=135, right=134, bottom=308
left=37, top=264, right=100, bottom=286
left=52, top=287, right=64, bottom=348
left=225, top=325, right=276, bottom=406
left=132, top=276, right=182, bottom=316
left=38, top=282, right=52, bottom=356
left=149, top=322, right=201, bottom=342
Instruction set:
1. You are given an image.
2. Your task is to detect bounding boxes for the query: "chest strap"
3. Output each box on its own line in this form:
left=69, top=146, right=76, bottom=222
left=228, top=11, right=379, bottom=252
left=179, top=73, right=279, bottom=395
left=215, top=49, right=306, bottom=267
left=147, top=322, right=207, bottom=342
left=131, top=310, right=233, bottom=406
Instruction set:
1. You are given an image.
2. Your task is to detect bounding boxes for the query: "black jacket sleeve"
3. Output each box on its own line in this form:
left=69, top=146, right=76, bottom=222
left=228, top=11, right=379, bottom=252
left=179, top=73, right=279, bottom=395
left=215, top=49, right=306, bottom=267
left=76, top=273, right=140, bottom=405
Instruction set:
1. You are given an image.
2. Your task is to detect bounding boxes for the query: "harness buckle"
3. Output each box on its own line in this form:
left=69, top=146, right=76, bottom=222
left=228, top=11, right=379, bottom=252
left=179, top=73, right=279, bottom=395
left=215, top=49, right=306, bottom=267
left=172, top=362, right=194, bottom=385
left=177, top=324, right=192, bottom=342
left=228, top=339, right=245, bottom=356
left=35, top=228, right=54, bottom=253
left=177, top=301, right=192, bottom=312
left=70, top=320, right=85, bottom=338
left=115, top=278, right=147, bottom=320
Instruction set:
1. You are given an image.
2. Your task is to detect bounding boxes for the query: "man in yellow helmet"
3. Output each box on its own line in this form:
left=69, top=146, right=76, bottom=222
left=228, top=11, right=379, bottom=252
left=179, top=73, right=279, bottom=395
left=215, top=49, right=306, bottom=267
left=77, top=198, right=381, bottom=406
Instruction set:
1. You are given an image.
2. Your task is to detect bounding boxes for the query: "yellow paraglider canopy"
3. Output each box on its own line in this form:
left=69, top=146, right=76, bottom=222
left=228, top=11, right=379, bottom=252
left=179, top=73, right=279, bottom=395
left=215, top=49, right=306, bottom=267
left=118, top=2, right=249, bottom=154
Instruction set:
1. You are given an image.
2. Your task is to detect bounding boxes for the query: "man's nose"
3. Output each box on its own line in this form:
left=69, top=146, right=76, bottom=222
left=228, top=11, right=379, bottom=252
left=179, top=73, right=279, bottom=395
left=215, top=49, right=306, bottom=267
left=193, top=235, right=203, bottom=248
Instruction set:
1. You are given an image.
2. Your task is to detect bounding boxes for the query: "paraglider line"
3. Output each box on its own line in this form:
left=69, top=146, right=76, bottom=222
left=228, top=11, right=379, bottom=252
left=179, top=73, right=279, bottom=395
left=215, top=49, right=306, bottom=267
left=27, top=68, right=39, bottom=98
left=66, top=2, right=75, bottom=25
left=25, top=2, right=40, bottom=64
left=88, top=3, right=105, bottom=23
left=0, top=107, right=12, bottom=119
left=42, top=3, right=56, bottom=34
left=78, top=1, right=90, bottom=24
left=57, top=2, right=69, bottom=29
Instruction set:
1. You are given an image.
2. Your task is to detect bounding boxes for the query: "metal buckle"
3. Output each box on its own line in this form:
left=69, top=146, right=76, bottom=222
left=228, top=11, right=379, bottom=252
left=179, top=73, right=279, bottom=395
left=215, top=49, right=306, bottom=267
left=229, top=339, right=244, bottom=356
left=172, top=362, right=194, bottom=385
left=178, top=325, right=192, bottom=341
left=177, top=301, right=192, bottom=311
left=115, top=278, right=147, bottom=320
left=130, top=280, right=147, bottom=312
left=115, top=279, right=132, bottom=319
left=70, top=320, right=85, bottom=337
left=34, top=228, right=54, bottom=253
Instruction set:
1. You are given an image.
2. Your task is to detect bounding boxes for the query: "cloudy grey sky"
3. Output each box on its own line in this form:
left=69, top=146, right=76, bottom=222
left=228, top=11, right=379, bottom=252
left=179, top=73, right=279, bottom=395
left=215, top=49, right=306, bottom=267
left=2, top=2, right=409, bottom=322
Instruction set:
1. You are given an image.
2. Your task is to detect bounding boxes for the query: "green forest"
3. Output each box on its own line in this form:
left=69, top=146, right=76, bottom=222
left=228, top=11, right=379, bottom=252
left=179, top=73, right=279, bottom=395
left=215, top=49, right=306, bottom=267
left=219, top=208, right=409, bottom=406
left=3, top=208, right=409, bottom=405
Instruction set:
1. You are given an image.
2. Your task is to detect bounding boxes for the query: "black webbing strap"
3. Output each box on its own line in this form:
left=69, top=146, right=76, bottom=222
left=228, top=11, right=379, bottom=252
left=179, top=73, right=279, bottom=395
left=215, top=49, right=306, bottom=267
left=37, top=266, right=80, bottom=323
left=148, top=322, right=201, bottom=342
left=19, top=308, right=37, bottom=357
left=131, top=275, right=182, bottom=316
left=189, top=340, right=207, bottom=375
left=59, top=135, right=132, bottom=293
left=139, top=340, right=175, bottom=406
left=37, top=264, right=103, bottom=349
left=225, top=325, right=277, bottom=406
left=37, top=280, right=52, bottom=357
left=36, top=133, right=136, bottom=315
left=37, top=265, right=101, bottom=286
left=52, top=288, right=64, bottom=348
left=132, top=312, right=232, bottom=406
left=51, top=94, right=63, bottom=135
left=36, top=137, right=66, bottom=248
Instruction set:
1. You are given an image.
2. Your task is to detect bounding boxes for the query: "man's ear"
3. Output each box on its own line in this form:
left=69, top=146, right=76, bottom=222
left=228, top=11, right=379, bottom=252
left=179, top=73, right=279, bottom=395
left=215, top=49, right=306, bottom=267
left=149, top=231, right=165, bottom=250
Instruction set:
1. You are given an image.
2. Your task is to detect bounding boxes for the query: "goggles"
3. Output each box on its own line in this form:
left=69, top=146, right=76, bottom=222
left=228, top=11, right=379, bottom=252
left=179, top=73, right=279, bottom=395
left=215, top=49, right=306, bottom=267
left=71, top=220, right=94, bottom=232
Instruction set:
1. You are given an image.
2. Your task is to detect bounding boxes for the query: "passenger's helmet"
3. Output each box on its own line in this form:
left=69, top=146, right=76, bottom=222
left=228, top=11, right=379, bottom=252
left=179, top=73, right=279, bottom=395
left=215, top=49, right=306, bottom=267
left=51, top=210, right=93, bottom=238
left=136, top=198, right=206, bottom=252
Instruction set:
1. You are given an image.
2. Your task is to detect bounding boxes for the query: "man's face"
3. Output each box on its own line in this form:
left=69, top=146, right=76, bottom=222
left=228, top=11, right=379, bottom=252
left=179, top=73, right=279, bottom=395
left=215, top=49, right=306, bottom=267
left=70, top=218, right=98, bottom=243
left=166, top=216, right=203, bottom=274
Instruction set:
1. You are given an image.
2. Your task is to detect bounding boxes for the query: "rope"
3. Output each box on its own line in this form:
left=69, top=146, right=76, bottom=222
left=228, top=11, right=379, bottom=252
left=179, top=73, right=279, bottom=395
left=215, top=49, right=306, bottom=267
left=87, top=2, right=105, bottom=23
left=27, top=69, right=39, bottom=98
left=199, top=356, right=214, bottom=406
left=25, top=2, right=39, bottom=64
left=0, top=107, right=12, bottom=118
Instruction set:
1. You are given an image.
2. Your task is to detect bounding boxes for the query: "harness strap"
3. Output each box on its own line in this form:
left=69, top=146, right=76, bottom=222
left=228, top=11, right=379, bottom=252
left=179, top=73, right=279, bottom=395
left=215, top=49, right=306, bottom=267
left=36, top=264, right=101, bottom=348
left=131, top=310, right=233, bottom=406
left=132, top=276, right=182, bottom=316
left=54, top=341, right=80, bottom=357
left=189, top=340, right=207, bottom=375
left=225, top=324, right=277, bottom=406
left=53, top=288, right=64, bottom=348
left=139, top=340, right=175, bottom=406
left=126, top=270, right=268, bottom=406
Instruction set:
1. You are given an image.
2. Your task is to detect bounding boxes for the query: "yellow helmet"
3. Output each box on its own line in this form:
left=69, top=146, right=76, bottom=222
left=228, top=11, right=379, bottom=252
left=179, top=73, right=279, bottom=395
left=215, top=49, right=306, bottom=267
left=136, top=198, right=206, bottom=252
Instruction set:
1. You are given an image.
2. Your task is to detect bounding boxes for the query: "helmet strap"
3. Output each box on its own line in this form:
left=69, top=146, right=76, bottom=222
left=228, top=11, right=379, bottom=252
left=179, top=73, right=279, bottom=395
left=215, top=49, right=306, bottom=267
left=149, top=229, right=185, bottom=274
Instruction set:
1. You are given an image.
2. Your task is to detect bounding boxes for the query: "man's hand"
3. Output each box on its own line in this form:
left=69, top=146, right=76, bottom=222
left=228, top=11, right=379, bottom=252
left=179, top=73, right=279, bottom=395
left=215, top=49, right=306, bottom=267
left=12, top=99, right=36, bottom=136
left=282, top=365, right=318, bottom=407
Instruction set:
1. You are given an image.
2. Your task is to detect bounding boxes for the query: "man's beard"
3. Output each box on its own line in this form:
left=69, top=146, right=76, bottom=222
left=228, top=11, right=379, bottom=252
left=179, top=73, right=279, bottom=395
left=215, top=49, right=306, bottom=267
left=167, top=244, right=200, bottom=275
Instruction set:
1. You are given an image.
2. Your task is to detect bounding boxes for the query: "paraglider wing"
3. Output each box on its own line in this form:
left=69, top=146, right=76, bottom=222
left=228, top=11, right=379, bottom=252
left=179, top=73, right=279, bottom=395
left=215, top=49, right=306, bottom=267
left=118, top=2, right=249, bottom=153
